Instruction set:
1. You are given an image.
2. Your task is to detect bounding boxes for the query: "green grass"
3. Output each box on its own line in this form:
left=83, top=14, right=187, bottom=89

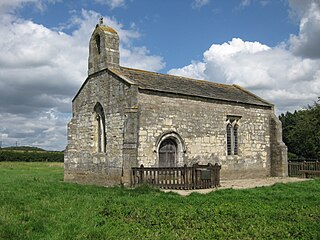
left=0, top=162, right=319, bottom=240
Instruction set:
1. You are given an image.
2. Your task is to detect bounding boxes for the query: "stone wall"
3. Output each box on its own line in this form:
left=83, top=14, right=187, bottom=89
left=137, top=90, right=274, bottom=179
left=65, top=70, right=287, bottom=186
left=64, top=70, right=138, bottom=186
left=270, top=113, right=288, bottom=177
left=88, top=26, right=120, bottom=75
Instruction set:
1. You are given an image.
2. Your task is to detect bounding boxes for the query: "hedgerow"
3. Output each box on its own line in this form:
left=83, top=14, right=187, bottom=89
left=0, top=150, right=63, bottom=162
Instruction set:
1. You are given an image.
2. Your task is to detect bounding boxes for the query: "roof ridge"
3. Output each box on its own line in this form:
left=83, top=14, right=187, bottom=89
left=120, top=66, right=234, bottom=88
left=116, top=66, right=272, bottom=107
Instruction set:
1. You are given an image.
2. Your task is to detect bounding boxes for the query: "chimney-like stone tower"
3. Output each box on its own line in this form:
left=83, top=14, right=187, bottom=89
left=88, top=17, right=120, bottom=75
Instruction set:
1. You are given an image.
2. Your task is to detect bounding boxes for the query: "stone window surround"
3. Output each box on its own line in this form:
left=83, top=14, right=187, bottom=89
left=93, top=102, right=106, bottom=153
left=226, top=115, right=241, bottom=156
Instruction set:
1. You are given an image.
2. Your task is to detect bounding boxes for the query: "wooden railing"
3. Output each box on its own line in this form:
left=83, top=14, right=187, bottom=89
left=288, top=160, right=320, bottom=178
left=131, top=163, right=221, bottom=190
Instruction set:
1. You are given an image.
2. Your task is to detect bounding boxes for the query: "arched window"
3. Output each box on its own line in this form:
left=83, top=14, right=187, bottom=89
left=233, top=124, right=238, bottom=155
left=226, top=124, right=232, bottom=155
left=226, top=116, right=241, bottom=156
left=93, top=102, right=106, bottom=153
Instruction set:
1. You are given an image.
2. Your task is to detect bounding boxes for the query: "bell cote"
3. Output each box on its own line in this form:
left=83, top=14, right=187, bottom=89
left=88, top=17, right=120, bottom=75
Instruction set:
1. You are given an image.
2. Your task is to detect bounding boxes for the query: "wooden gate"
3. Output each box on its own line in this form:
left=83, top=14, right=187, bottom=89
left=131, top=163, right=221, bottom=189
left=288, top=160, right=320, bottom=178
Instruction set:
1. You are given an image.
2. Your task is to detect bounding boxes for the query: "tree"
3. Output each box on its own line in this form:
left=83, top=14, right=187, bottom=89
left=279, top=99, right=320, bottom=160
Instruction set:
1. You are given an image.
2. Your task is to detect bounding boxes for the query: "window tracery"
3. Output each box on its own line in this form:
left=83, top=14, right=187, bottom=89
left=226, top=115, right=241, bottom=156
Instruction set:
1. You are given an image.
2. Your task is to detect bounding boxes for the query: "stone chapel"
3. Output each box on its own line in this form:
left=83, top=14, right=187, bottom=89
left=64, top=19, right=288, bottom=186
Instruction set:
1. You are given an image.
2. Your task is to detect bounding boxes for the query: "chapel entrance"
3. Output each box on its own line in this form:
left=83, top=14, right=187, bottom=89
left=159, top=139, right=177, bottom=167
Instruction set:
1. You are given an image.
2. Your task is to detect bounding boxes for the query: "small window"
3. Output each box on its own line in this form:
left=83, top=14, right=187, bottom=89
left=96, top=114, right=103, bottom=152
left=226, top=124, right=232, bottom=155
left=94, top=102, right=106, bottom=153
left=226, top=116, right=241, bottom=156
left=233, top=125, right=238, bottom=155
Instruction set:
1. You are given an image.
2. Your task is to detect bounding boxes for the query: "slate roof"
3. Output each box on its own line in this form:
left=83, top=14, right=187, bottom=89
left=110, top=66, right=272, bottom=107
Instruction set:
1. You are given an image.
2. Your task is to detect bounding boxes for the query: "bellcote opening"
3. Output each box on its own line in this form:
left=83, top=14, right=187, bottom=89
left=95, top=35, right=101, bottom=54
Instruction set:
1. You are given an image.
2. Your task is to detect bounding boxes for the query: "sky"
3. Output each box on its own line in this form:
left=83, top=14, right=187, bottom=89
left=0, top=0, right=319, bottom=150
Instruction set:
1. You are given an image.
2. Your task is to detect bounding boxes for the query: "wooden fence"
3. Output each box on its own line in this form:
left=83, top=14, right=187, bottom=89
left=131, top=163, right=221, bottom=189
left=288, top=160, right=320, bottom=178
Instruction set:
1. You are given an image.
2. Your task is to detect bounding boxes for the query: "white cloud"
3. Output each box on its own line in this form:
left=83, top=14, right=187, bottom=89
left=0, top=110, right=68, bottom=150
left=191, top=0, right=210, bottom=9
left=168, top=16, right=320, bottom=115
left=121, top=46, right=165, bottom=71
left=289, top=0, right=320, bottom=59
left=94, top=0, right=125, bottom=9
left=68, top=9, right=164, bottom=71
left=69, top=9, right=142, bottom=47
left=169, top=38, right=272, bottom=86
left=240, top=0, right=251, bottom=7
left=169, top=61, right=206, bottom=80
left=0, top=7, right=164, bottom=150
left=0, top=0, right=61, bottom=14
left=239, top=0, right=272, bottom=8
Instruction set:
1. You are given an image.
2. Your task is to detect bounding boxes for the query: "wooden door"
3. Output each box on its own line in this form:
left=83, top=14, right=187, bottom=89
left=159, top=139, right=177, bottom=167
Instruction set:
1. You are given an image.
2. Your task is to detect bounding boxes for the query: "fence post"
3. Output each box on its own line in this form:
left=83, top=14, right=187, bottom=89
left=207, top=164, right=210, bottom=189
left=216, top=163, right=219, bottom=187
left=192, top=163, right=198, bottom=189
left=182, top=164, right=187, bottom=189
left=140, top=164, right=144, bottom=184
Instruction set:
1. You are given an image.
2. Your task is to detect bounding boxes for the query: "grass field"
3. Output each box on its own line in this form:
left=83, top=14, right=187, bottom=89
left=0, top=162, right=319, bottom=240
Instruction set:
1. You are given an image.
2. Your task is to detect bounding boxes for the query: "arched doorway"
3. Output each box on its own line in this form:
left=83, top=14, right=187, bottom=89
left=159, top=139, right=177, bottom=167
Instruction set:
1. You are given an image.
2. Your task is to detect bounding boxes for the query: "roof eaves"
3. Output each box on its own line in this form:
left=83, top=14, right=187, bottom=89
left=108, top=68, right=137, bottom=85
left=72, top=76, right=90, bottom=102
left=232, top=84, right=273, bottom=107
left=73, top=67, right=136, bottom=102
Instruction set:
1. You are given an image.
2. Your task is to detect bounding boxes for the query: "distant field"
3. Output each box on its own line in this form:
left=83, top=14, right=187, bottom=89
left=0, top=162, right=319, bottom=240
left=0, top=147, right=63, bottom=162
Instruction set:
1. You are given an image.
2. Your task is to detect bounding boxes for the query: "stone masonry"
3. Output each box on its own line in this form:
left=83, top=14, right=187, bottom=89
left=64, top=20, right=288, bottom=186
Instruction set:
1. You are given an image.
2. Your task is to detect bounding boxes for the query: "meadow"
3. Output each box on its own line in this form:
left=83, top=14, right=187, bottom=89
left=0, top=162, right=319, bottom=240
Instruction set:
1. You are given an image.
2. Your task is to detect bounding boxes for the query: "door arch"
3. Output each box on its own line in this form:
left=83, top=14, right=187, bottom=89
left=156, top=131, right=185, bottom=167
left=159, top=139, right=177, bottom=167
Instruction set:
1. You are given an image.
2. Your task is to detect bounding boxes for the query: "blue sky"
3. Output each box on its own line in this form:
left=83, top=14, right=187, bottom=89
left=0, top=0, right=319, bottom=150
left=17, top=0, right=298, bottom=72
